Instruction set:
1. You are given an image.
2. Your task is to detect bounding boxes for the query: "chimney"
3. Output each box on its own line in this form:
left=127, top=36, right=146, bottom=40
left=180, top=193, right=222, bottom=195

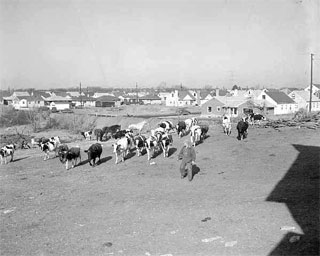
left=215, top=88, right=220, bottom=97
left=196, top=90, right=201, bottom=105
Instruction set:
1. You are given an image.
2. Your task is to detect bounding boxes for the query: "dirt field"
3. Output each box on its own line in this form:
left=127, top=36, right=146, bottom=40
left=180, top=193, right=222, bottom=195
left=1, top=120, right=319, bottom=256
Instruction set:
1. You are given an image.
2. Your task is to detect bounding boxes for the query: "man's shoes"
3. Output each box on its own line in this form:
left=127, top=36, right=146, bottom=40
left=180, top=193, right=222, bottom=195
left=181, top=173, right=186, bottom=179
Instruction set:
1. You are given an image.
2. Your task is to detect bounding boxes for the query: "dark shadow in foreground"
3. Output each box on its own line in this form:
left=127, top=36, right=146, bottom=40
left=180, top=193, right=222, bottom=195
left=191, top=164, right=200, bottom=180
left=267, top=144, right=319, bottom=256
left=13, top=156, right=29, bottom=162
left=168, top=147, right=177, bottom=157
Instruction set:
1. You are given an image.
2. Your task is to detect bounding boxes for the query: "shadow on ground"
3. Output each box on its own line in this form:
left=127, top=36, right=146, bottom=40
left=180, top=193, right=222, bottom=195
left=267, top=144, right=320, bottom=255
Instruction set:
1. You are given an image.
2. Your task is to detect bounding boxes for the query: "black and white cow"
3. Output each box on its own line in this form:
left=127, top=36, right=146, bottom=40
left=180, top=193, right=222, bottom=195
left=49, top=136, right=61, bottom=146
left=112, top=137, right=131, bottom=164
left=102, top=125, right=121, bottom=140
left=199, top=124, right=209, bottom=140
left=159, top=121, right=174, bottom=133
left=57, top=144, right=69, bottom=157
left=190, top=124, right=208, bottom=146
left=80, top=130, right=93, bottom=140
left=112, top=129, right=133, bottom=140
left=222, top=116, right=231, bottom=135
left=236, top=117, right=249, bottom=140
left=176, top=121, right=187, bottom=138
left=94, top=129, right=103, bottom=141
left=160, top=133, right=173, bottom=158
left=40, top=141, right=59, bottom=160
left=249, top=113, right=266, bottom=125
left=84, top=143, right=102, bottom=166
left=185, top=117, right=198, bottom=132
left=59, top=147, right=81, bottom=170
left=145, top=135, right=159, bottom=161
left=134, top=134, right=146, bottom=156
left=0, top=144, right=16, bottom=164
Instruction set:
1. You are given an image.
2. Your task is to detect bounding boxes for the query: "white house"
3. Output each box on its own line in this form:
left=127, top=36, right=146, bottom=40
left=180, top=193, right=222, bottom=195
left=44, top=96, right=72, bottom=110
left=165, top=90, right=197, bottom=106
left=304, top=84, right=320, bottom=93
left=257, top=89, right=298, bottom=115
left=289, top=90, right=320, bottom=112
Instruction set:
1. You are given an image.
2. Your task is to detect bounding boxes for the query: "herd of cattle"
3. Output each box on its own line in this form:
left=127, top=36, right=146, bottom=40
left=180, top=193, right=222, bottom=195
left=0, top=113, right=266, bottom=168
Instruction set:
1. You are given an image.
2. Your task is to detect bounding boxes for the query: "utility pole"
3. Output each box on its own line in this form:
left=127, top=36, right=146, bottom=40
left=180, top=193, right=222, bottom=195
left=309, top=53, right=314, bottom=112
left=80, top=82, right=83, bottom=108
left=136, top=82, right=138, bottom=104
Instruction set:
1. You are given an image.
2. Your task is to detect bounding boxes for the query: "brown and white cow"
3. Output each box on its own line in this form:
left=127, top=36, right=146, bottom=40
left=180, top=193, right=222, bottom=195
left=80, top=130, right=93, bottom=140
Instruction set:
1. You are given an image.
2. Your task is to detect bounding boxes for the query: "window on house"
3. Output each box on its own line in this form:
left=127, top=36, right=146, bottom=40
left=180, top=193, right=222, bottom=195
left=291, top=94, right=295, bottom=99
left=262, top=95, right=266, bottom=100
left=234, top=108, right=237, bottom=115
left=217, top=106, right=221, bottom=112
left=281, top=105, right=283, bottom=110
left=208, top=106, right=212, bottom=113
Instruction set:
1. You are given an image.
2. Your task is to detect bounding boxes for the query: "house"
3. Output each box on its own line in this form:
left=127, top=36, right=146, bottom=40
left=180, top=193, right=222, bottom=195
left=72, top=96, right=96, bottom=108
left=257, top=89, right=297, bottom=115
left=92, top=92, right=115, bottom=98
left=165, top=90, right=197, bottom=106
left=200, top=98, right=225, bottom=117
left=158, top=91, right=172, bottom=103
left=289, top=90, right=320, bottom=112
left=304, top=84, right=320, bottom=93
left=198, top=90, right=214, bottom=105
left=139, top=94, right=162, bottom=105
left=44, top=95, right=72, bottom=110
left=95, top=95, right=119, bottom=107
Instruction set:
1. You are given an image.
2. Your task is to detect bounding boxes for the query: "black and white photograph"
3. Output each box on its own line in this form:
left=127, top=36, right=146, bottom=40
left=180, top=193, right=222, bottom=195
left=0, top=0, right=319, bottom=255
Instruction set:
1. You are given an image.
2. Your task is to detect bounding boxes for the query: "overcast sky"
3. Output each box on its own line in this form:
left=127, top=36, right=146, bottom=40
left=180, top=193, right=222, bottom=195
left=0, top=0, right=319, bottom=90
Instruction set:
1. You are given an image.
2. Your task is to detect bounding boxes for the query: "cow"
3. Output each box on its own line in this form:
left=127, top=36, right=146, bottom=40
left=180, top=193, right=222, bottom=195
left=145, top=135, right=159, bottom=161
left=236, top=117, right=249, bottom=140
left=80, top=130, right=93, bottom=140
left=31, top=138, right=41, bottom=148
left=59, top=147, right=81, bottom=170
left=112, top=137, right=131, bottom=164
left=112, top=129, right=133, bottom=140
left=84, top=143, right=102, bottom=166
left=0, top=144, right=16, bottom=164
left=94, top=129, right=103, bottom=141
left=190, top=124, right=209, bottom=146
left=40, top=141, right=59, bottom=160
left=49, top=136, right=61, bottom=146
left=160, top=133, right=173, bottom=158
left=249, top=113, right=266, bottom=125
left=159, top=120, right=174, bottom=133
left=185, top=117, right=198, bottom=132
left=102, top=125, right=121, bottom=140
left=57, top=144, right=69, bottom=157
left=222, top=115, right=231, bottom=135
left=134, top=134, right=146, bottom=156
left=176, top=121, right=187, bottom=138
left=128, top=120, right=147, bottom=133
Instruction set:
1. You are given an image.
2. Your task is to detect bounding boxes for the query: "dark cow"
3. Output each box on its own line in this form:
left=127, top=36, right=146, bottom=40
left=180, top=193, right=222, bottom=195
left=59, top=147, right=81, bottom=170
left=84, top=143, right=103, bottom=166
left=160, top=133, right=173, bottom=158
left=112, top=129, right=133, bottom=140
left=236, top=117, right=249, bottom=140
left=249, top=113, right=266, bottom=125
left=94, top=129, right=103, bottom=141
left=57, top=144, right=69, bottom=157
left=102, top=125, right=121, bottom=140
left=134, top=134, right=146, bottom=156
left=199, top=124, right=209, bottom=140
left=80, top=130, right=93, bottom=140
left=176, top=121, right=187, bottom=138
left=0, top=144, right=16, bottom=164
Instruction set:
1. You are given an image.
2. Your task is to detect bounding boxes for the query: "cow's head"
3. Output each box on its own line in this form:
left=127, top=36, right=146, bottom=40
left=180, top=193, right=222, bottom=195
left=112, top=143, right=120, bottom=153
left=59, top=151, right=68, bottom=163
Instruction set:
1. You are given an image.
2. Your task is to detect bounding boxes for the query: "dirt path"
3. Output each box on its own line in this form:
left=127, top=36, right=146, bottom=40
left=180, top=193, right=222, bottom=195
left=1, top=125, right=319, bottom=256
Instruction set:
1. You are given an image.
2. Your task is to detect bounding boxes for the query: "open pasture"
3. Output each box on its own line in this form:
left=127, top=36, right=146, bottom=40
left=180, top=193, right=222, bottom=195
left=1, top=123, right=319, bottom=256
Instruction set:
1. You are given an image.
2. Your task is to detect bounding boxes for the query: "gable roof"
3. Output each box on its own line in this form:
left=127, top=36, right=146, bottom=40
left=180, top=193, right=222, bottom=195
left=314, top=84, right=320, bottom=89
left=178, top=91, right=196, bottom=101
left=290, top=90, right=320, bottom=102
left=139, top=94, right=161, bottom=100
left=95, top=95, right=118, bottom=102
left=265, top=90, right=296, bottom=104
left=13, top=91, right=30, bottom=97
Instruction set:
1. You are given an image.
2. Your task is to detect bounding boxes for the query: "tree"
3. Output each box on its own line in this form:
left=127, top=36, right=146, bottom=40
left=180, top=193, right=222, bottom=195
left=232, top=84, right=239, bottom=90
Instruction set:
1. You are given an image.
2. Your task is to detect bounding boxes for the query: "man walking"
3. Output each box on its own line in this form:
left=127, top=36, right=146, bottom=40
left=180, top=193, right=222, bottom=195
left=178, top=140, right=196, bottom=181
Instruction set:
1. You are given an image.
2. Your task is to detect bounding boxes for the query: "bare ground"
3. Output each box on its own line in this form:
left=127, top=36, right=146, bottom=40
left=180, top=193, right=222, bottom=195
left=0, top=122, right=319, bottom=256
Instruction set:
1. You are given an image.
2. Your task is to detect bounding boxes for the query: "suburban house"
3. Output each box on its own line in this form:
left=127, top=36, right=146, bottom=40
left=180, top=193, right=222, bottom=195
left=257, top=89, right=297, bottom=115
left=289, top=90, right=320, bottom=112
left=158, top=91, right=172, bottom=103
left=95, top=95, right=119, bottom=107
left=304, top=84, right=320, bottom=93
left=165, top=90, right=197, bottom=106
left=139, top=94, right=162, bottom=105
left=44, top=95, right=72, bottom=110
left=92, top=92, right=115, bottom=98
left=71, top=96, right=96, bottom=108
left=2, top=91, right=46, bottom=109
left=198, top=90, right=214, bottom=105
left=200, top=98, right=225, bottom=117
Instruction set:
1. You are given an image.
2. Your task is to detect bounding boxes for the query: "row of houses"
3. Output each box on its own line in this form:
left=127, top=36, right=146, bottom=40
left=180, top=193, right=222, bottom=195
left=1, top=84, right=320, bottom=116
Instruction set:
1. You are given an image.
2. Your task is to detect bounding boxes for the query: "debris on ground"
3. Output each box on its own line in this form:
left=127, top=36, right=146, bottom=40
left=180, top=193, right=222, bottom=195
left=262, top=112, right=320, bottom=130
left=3, top=207, right=16, bottom=214
left=280, top=226, right=296, bottom=231
left=201, top=217, right=212, bottom=222
left=225, top=241, right=238, bottom=247
left=289, top=235, right=301, bottom=243
left=201, top=236, right=223, bottom=243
